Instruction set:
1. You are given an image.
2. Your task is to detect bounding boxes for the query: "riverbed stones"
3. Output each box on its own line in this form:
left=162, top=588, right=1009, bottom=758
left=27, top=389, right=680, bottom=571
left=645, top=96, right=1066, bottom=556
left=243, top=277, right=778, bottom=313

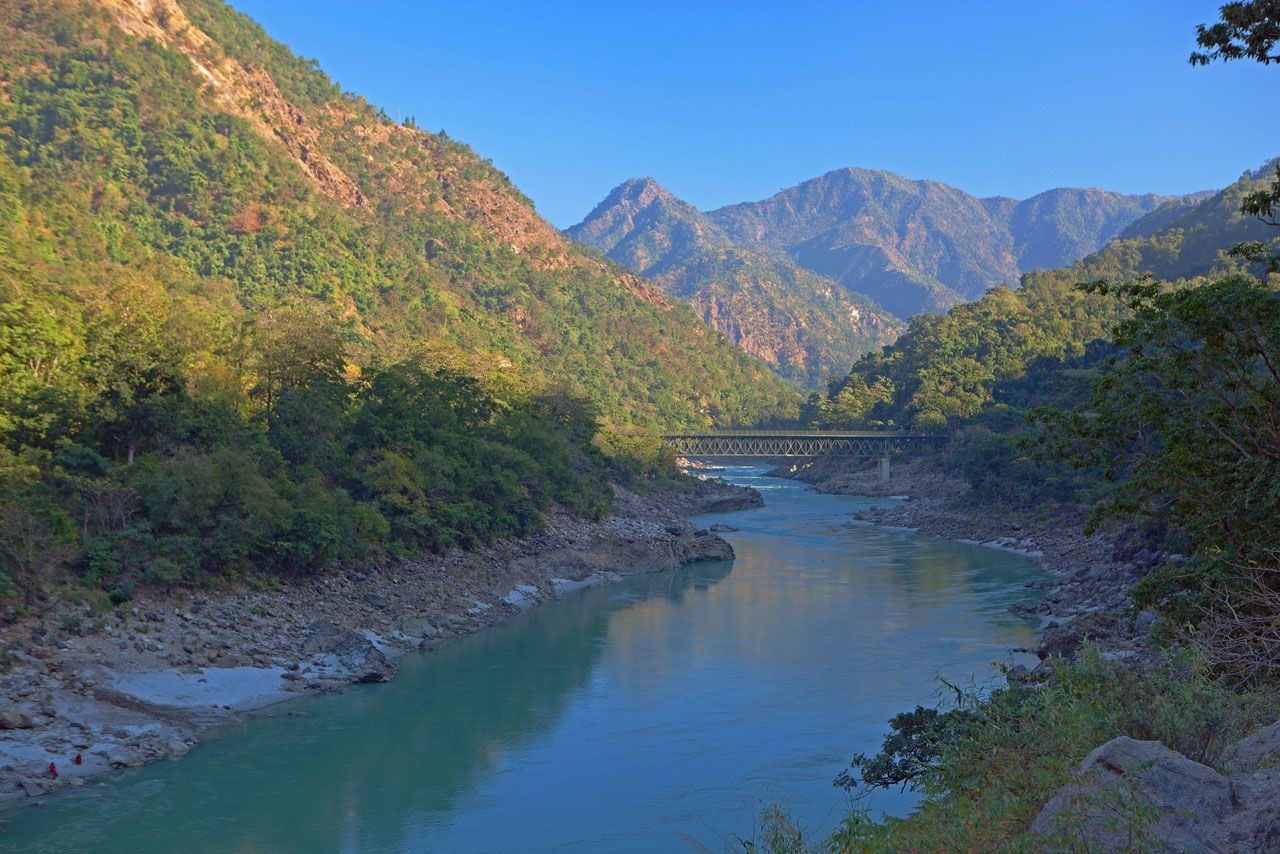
left=396, top=616, right=439, bottom=638
left=0, top=707, right=34, bottom=730
left=0, top=476, right=756, bottom=801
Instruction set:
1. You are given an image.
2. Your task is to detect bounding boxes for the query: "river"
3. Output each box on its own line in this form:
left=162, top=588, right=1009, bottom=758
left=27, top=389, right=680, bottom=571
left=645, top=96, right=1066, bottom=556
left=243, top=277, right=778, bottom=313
left=0, top=466, right=1039, bottom=852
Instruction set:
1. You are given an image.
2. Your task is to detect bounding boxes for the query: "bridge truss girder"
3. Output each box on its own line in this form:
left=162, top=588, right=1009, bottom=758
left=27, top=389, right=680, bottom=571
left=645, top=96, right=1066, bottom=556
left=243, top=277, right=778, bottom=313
left=661, top=434, right=925, bottom=458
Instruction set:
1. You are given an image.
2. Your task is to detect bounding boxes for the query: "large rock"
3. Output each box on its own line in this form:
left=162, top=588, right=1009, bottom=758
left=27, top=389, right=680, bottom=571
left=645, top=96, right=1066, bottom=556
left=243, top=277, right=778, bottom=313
left=303, top=620, right=396, bottom=683
left=301, top=619, right=346, bottom=655
left=1224, top=718, right=1280, bottom=773
left=678, top=531, right=734, bottom=563
left=1032, top=734, right=1280, bottom=852
left=330, top=633, right=396, bottom=684
left=361, top=592, right=389, bottom=609
left=396, top=616, right=439, bottom=639
left=0, top=707, right=34, bottom=730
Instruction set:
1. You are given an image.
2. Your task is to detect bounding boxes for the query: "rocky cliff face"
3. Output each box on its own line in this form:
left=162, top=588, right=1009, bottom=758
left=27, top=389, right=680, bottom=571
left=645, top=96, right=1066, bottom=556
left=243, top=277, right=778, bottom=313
left=101, top=0, right=366, bottom=208
left=569, top=178, right=901, bottom=387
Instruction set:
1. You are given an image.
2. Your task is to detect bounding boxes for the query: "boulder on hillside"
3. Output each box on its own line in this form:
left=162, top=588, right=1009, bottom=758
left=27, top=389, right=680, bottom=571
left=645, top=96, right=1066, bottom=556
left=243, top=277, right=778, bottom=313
left=1224, top=718, right=1280, bottom=773
left=1032, top=733, right=1280, bottom=852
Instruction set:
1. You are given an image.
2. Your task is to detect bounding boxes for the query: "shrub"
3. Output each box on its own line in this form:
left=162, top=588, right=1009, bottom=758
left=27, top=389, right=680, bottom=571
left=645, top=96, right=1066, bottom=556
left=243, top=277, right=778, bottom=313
left=828, top=647, right=1279, bottom=852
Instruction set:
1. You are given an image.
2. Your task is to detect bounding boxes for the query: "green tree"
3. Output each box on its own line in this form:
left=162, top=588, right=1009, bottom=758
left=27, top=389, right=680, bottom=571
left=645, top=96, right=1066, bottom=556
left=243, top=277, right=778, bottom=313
left=1192, top=1, right=1280, bottom=66
left=1053, top=276, right=1280, bottom=615
left=1194, top=3, right=1280, bottom=225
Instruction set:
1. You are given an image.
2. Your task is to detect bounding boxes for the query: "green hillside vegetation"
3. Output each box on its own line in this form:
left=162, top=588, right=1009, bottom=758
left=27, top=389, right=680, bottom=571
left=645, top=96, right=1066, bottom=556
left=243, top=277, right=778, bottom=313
left=0, top=0, right=798, bottom=602
left=568, top=178, right=902, bottom=387
left=809, top=268, right=1130, bottom=433
left=812, top=268, right=1280, bottom=851
left=0, top=0, right=797, bottom=430
left=794, top=7, right=1280, bottom=837
left=812, top=159, right=1280, bottom=438
left=783, top=237, right=1280, bottom=851
left=1109, top=160, right=1280, bottom=279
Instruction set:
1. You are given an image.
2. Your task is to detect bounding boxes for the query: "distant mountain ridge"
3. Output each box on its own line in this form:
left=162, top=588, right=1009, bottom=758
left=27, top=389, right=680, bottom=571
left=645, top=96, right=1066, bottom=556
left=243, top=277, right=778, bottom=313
left=568, top=178, right=901, bottom=386
left=703, top=167, right=1183, bottom=317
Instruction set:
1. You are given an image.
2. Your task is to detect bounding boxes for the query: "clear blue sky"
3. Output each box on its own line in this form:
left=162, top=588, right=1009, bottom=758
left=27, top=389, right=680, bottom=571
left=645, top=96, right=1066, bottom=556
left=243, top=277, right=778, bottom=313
left=231, top=0, right=1279, bottom=227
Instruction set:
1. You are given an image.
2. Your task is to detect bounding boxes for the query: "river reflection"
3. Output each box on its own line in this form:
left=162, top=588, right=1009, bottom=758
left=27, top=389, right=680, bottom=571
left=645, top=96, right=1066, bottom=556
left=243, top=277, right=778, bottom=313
left=1, top=468, right=1039, bottom=853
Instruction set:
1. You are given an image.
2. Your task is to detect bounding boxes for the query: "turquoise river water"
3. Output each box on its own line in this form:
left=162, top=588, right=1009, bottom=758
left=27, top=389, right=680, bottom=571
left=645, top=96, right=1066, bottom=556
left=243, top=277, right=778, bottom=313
left=0, top=466, right=1040, bottom=852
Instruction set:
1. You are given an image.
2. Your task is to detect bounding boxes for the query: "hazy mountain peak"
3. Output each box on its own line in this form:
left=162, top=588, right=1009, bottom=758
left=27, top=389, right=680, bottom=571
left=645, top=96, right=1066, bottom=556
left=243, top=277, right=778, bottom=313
left=612, top=176, right=677, bottom=204
left=698, top=167, right=1185, bottom=316
left=568, top=179, right=902, bottom=387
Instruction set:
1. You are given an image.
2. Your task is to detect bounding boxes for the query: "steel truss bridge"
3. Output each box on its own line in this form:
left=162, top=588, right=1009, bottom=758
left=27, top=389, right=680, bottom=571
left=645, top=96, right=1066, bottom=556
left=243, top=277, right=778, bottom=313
left=657, top=430, right=940, bottom=458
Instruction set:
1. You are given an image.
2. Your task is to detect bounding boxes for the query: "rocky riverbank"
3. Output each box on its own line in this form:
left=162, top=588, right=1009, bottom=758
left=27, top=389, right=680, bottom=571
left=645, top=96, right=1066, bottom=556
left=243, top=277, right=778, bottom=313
left=772, top=456, right=1159, bottom=665
left=0, top=478, right=759, bottom=805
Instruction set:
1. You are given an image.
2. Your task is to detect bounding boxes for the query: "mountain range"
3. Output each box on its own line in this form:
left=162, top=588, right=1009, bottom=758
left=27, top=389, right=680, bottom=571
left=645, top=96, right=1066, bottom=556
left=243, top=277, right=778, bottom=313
left=571, top=169, right=1192, bottom=385
left=567, top=178, right=901, bottom=386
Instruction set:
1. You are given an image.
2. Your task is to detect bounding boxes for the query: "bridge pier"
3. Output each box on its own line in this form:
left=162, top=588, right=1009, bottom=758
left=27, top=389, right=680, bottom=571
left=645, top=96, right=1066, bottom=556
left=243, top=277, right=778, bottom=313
left=879, top=455, right=891, bottom=482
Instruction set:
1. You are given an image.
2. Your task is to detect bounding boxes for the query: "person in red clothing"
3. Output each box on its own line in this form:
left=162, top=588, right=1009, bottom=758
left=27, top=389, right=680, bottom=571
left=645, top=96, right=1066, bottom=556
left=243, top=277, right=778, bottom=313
left=73, top=752, right=82, bottom=765
left=47, top=762, right=57, bottom=779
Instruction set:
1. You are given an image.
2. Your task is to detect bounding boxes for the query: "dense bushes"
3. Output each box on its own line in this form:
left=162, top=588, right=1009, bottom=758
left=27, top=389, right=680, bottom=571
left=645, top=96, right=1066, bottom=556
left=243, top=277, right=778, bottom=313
left=0, top=345, right=614, bottom=598
left=827, top=648, right=1279, bottom=851
left=0, top=264, right=617, bottom=596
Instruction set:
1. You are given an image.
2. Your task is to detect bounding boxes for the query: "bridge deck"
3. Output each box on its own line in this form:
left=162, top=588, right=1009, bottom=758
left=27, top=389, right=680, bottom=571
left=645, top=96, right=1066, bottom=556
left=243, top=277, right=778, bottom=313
left=653, top=430, right=940, bottom=458
left=659, top=430, right=921, bottom=438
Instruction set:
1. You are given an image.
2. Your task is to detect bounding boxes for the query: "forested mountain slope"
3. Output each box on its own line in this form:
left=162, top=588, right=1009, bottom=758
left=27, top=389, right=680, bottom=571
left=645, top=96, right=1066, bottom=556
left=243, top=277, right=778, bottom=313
left=813, top=158, right=1280, bottom=432
left=0, top=0, right=797, bottom=430
left=0, top=0, right=801, bottom=598
left=998, top=186, right=1186, bottom=271
left=1105, top=160, right=1280, bottom=279
left=567, top=178, right=900, bottom=387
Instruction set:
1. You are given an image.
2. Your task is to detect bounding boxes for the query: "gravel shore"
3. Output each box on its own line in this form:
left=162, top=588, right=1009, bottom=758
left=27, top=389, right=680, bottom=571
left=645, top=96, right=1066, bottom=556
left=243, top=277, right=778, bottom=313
left=0, top=478, right=759, bottom=804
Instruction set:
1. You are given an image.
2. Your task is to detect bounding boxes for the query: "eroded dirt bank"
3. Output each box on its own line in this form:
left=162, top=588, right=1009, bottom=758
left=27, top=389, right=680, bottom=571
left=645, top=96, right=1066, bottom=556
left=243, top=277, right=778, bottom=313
left=0, top=479, right=759, bottom=803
